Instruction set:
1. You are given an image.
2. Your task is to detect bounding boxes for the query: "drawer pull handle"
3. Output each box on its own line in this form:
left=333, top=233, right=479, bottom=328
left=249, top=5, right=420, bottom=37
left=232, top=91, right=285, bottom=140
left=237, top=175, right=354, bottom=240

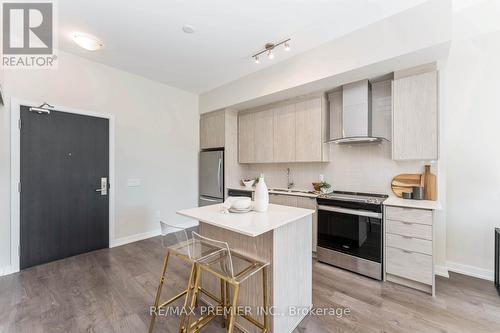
left=402, top=249, right=412, bottom=254
left=401, top=236, right=412, bottom=239
left=402, top=222, right=413, bottom=225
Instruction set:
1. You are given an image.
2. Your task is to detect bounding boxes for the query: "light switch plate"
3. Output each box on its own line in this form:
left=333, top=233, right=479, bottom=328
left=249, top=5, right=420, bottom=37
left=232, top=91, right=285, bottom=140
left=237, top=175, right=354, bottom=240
left=127, top=178, right=141, bottom=187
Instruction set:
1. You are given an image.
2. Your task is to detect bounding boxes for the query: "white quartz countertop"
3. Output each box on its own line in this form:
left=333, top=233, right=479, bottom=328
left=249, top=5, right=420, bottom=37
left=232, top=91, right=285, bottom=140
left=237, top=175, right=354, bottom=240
left=383, top=196, right=442, bottom=210
left=227, top=185, right=319, bottom=198
left=177, top=203, right=315, bottom=237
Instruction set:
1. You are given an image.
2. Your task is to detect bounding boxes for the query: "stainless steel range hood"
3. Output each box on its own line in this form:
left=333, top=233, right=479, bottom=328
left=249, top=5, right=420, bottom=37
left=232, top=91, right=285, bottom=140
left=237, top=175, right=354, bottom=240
left=328, top=79, right=390, bottom=144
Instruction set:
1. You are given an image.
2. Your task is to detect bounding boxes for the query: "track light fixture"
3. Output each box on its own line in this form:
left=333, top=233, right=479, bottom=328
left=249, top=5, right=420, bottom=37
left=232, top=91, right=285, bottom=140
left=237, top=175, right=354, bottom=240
left=252, top=38, right=290, bottom=64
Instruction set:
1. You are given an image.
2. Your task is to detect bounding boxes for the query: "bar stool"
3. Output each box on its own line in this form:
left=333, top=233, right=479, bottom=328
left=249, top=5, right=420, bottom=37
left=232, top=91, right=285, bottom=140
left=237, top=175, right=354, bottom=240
left=185, top=231, right=270, bottom=333
left=148, top=222, right=226, bottom=333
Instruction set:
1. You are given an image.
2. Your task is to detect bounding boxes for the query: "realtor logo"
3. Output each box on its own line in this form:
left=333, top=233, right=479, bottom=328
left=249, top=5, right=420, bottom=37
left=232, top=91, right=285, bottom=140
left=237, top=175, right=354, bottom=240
left=2, top=1, right=57, bottom=68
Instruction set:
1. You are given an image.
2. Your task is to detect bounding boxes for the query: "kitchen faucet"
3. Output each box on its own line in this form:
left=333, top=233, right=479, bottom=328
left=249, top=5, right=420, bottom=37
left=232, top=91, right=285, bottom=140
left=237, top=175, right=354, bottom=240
left=286, top=168, right=294, bottom=189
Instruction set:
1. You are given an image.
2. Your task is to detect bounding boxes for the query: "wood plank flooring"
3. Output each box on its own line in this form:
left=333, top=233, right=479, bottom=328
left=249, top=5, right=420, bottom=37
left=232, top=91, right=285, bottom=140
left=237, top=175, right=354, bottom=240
left=1, top=235, right=499, bottom=333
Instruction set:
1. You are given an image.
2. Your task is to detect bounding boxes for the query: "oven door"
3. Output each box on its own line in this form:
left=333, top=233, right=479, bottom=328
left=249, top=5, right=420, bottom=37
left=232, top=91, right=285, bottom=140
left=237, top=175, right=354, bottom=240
left=317, top=205, right=382, bottom=263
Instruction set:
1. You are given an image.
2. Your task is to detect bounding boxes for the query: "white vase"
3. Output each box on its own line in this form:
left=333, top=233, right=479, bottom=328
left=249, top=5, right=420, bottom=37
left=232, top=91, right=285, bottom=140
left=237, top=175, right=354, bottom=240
left=253, top=174, right=269, bottom=212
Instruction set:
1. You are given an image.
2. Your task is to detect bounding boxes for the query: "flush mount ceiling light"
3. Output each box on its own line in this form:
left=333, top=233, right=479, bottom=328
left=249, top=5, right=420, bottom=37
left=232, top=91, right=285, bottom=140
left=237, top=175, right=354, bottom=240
left=71, top=32, right=103, bottom=51
left=182, top=25, right=196, bottom=34
left=252, top=38, right=290, bottom=64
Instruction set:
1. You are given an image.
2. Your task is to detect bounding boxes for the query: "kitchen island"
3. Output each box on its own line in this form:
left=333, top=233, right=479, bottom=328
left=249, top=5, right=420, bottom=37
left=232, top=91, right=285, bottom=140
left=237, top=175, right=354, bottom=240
left=177, top=203, right=314, bottom=333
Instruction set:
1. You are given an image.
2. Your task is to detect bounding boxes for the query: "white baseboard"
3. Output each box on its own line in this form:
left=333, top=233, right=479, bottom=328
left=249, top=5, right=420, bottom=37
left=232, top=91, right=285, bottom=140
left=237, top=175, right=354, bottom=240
left=434, top=265, right=449, bottom=278
left=446, top=261, right=494, bottom=281
left=0, top=265, right=15, bottom=277
left=110, top=229, right=162, bottom=248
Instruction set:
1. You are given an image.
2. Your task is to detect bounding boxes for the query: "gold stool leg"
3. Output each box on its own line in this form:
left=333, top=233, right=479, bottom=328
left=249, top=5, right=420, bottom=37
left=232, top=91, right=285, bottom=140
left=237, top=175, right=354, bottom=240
left=184, top=264, right=202, bottom=333
left=225, top=281, right=231, bottom=327
left=220, top=278, right=226, bottom=328
left=262, top=266, right=268, bottom=333
left=227, top=282, right=240, bottom=333
left=149, top=250, right=171, bottom=333
left=179, top=263, right=197, bottom=333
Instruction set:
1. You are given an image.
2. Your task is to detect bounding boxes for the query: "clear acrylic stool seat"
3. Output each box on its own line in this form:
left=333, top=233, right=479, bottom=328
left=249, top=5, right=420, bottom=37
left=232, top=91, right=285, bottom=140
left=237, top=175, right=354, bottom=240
left=148, top=222, right=226, bottom=333
left=184, top=231, right=270, bottom=333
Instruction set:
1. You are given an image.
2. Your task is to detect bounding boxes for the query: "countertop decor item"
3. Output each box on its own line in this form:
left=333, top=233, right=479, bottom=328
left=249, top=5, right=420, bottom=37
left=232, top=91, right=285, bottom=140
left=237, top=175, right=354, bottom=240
left=319, top=181, right=332, bottom=194
left=241, top=179, right=255, bottom=188
left=231, top=197, right=252, bottom=210
left=391, top=173, right=422, bottom=197
left=312, top=182, right=321, bottom=192
left=402, top=192, right=412, bottom=199
left=412, top=186, right=424, bottom=200
left=423, top=165, right=437, bottom=200
left=253, top=174, right=269, bottom=212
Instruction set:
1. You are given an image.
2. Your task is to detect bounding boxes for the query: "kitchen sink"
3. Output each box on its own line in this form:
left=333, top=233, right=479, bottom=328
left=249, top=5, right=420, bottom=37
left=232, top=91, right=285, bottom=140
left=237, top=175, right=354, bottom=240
left=269, top=188, right=316, bottom=195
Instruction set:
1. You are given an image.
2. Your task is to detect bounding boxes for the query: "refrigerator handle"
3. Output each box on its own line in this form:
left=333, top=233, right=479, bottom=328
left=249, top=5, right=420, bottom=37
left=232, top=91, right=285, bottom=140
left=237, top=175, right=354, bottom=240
left=200, top=196, right=221, bottom=203
left=217, top=157, right=222, bottom=195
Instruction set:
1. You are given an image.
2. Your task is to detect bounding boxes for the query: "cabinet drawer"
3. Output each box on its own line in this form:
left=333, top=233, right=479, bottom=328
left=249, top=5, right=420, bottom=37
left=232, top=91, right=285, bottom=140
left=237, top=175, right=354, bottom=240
left=386, top=206, right=432, bottom=225
left=386, top=219, right=432, bottom=240
left=386, top=233, right=432, bottom=255
left=386, top=247, right=433, bottom=285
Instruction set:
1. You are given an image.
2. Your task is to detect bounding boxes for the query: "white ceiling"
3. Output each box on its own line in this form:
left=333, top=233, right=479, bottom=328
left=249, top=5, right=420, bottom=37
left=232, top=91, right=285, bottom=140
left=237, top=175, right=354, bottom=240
left=58, top=0, right=427, bottom=94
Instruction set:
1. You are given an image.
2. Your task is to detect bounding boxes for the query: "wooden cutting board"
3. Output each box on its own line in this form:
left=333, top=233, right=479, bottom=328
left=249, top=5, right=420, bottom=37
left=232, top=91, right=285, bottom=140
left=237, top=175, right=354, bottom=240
left=391, top=173, right=422, bottom=197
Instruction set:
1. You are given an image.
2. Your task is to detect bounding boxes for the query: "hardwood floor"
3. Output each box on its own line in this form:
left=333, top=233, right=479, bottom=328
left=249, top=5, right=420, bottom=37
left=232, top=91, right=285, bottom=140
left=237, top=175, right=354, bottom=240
left=1, top=235, right=499, bottom=332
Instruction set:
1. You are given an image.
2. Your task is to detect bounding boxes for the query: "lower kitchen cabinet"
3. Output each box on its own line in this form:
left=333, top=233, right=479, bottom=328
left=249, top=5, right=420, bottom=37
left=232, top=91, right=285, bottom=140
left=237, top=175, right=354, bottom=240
left=384, top=205, right=435, bottom=295
left=296, top=197, right=318, bottom=252
left=270, top=194, right=318, bottom=252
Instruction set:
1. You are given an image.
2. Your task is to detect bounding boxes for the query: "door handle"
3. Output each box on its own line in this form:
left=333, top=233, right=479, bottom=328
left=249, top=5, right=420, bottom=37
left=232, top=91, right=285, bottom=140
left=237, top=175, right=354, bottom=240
left=95, top=177, right=108, bottom=196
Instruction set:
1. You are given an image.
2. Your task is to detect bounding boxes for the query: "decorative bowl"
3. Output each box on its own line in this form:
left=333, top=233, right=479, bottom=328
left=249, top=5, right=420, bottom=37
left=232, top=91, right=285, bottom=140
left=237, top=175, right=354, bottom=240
left=242, top=179, right=255, bottom=188
left=231, top=197, right=252, bottom=210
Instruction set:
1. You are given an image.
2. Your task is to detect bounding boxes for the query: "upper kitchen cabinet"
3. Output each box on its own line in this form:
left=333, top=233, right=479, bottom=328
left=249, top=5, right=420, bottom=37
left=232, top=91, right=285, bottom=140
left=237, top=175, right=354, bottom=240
left=273, top=104, right=296, bottom=162
left=253, top=109, right=274, bottom=163
left=238, top=111, right=255, bottom=163
left=295, top=98, right=324, bottom=162
left=200, top=110, right=225, bottom=149
left=238, top=96, right=329, bottom=164
left=392, top=70, right=438, bottom=160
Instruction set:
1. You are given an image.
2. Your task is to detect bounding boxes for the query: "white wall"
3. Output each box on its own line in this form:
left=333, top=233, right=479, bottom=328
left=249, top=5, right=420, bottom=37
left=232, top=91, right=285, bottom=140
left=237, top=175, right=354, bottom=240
left=0, top=51, right=199, bottom=270
left=200, top=0, right=452, bottom=113
left=441, top=0, right=500, bottom=280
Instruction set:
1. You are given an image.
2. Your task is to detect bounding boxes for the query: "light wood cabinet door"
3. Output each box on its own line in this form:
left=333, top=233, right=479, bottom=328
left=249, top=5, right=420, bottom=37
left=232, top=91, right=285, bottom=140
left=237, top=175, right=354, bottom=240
left=296, top=197, right=318, bottom=252
left=238, top=112, right=255, bottom=163
left=328, top=91, right=342, bottom=141
left=273, top=104, right=296, bottom=162
left=200, top=110, right=225, bottom=149
left=392, top=71, right=438, bottom=160
left=253, top=109, right=274, bottom=163
left=295, top=98, right=322, bottom=162
left=269, top=194, right=298, bottom=206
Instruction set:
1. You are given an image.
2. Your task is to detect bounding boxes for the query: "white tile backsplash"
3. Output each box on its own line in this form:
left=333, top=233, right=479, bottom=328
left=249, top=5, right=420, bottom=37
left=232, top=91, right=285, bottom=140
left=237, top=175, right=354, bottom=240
left=242, top=141, right=434, bottom=195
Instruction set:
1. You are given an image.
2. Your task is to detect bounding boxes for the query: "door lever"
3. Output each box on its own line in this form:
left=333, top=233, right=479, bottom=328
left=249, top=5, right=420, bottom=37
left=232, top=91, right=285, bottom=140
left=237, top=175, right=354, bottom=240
left=95, top=177, right=108, bottom=196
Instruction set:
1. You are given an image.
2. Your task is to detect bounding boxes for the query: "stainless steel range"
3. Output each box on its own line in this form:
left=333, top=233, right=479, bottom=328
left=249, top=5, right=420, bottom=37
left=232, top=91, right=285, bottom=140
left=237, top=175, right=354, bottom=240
left=316, top=191, right=388, bottom=280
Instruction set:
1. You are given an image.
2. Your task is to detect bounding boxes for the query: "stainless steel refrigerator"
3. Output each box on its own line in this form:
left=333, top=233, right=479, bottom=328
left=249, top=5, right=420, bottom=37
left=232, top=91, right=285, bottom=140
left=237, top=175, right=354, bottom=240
left=199, top=149, right=224, bottom=206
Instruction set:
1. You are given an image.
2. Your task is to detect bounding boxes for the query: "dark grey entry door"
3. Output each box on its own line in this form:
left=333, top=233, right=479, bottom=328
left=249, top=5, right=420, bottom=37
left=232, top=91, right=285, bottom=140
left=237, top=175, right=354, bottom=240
left=20, top=105, right=109, bottom=269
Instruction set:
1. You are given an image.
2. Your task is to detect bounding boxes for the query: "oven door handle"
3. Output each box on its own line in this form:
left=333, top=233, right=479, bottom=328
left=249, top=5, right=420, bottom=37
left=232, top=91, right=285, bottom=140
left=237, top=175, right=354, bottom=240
left=318, top=205, right=382, bottom=219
